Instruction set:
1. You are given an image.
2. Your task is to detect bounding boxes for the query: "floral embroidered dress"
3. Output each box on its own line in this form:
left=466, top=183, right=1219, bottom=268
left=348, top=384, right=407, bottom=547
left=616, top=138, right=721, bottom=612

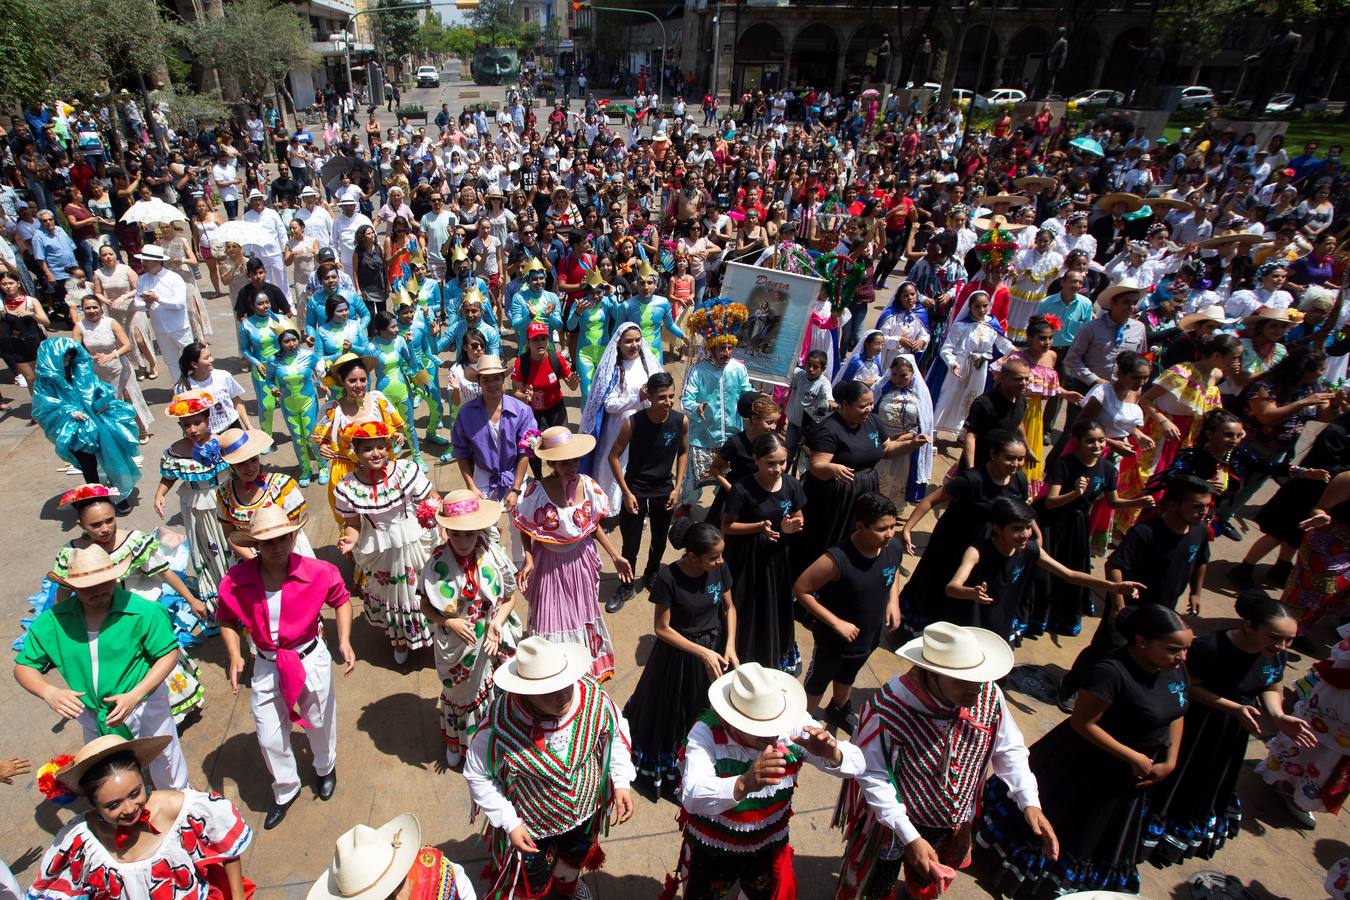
left=310, top=391, right=406, bottom=524
left=1263, top=624, right=1350, bottom=817
left=420, top=533, right=524, bottom=758
left=28, top=789, right=252, bottom=900
left=334, top=458, right=435, bottom=653
left=511, top=475, right=616, bottom=681
left=994, top=352, right=1064, bottom=496
left=159, top=447, right=231, bottom=618
left=216, top=471, right=315, bottom=558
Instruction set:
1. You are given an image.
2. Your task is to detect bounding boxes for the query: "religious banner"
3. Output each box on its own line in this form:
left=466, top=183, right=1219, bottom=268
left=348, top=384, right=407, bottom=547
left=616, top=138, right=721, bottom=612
left=720, top=261, right=822, bottom=386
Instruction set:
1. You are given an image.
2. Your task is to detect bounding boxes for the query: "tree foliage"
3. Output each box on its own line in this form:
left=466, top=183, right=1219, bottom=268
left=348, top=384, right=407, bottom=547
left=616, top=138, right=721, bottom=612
left=469, top=0, right=528, bottom=47
left=375, top=0, right=424, bottom=60
left=184, top=0, right=317, bottom=102
left=48, top=0, right=176, bottom=98
left=0, top=0, right=58, bottom=109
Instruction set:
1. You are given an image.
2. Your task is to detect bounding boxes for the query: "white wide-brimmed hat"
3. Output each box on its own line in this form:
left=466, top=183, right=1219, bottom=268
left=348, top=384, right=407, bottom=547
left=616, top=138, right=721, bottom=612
left=135, top=245, right=167, bottom=263
left=306, top=813, right=422, bottom=900
left=493, top=636, right=590, bottom=695
left=1097, top=277, right=1146, bottom=308
left=896, top=623, right=1014, bottom=684
left=708, top=663, right=808, bottom=738
left=1177, top=305, right=1231, bottom=331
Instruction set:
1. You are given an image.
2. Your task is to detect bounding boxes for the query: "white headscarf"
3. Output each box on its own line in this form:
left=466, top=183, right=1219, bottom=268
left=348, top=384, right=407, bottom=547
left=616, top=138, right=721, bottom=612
left=580, top=321, right=661, bottom=436
left=833, top=328, right=886, bottom=386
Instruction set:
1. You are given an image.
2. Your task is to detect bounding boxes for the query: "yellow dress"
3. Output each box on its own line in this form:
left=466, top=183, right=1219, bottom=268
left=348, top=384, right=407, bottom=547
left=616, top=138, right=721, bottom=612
left=310, top=390, right=407, bottom=524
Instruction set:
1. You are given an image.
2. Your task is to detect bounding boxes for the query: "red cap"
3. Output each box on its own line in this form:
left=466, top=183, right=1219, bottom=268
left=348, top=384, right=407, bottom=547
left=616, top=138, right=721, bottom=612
left=527, top=322, right=549, bottom=340
left=1283, top=168, right=1297, bottom=177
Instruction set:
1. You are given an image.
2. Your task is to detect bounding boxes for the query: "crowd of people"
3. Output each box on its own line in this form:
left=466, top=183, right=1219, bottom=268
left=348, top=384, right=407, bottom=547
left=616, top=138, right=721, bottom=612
left=4, top=69, right=1350, bottom=900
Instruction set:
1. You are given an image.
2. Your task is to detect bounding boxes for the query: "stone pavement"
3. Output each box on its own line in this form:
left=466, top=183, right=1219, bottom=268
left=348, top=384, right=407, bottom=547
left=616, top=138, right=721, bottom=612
left=0, top=76, right=1344, bottom=900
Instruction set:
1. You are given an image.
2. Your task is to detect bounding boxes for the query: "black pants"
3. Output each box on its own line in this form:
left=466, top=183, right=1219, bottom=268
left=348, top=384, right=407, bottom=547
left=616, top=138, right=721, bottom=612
left=684, top=841, right=781, bottom=900
left=1042, top=352, right=1085, bottom=441
left=619, top=492, right=674, bottom=577
left=529, top=402, right=568, bottom=479
left=71, top=449, right=100, bottom=484
left=874, top=228, right=908, bottom=287
left=516, top=821, right=595, bottom=897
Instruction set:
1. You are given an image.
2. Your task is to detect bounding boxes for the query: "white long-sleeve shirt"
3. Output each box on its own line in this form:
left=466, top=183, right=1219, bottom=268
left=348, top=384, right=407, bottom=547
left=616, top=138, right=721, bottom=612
left=134, top=267, right=190, bottom=337
left=463, top=688, right=636, bottom=837
left=855, top=676, right=1039, bottom=847
left=243, top=206, right=287, bottom=259
left=332, top=211, right=373, bottom=266
left=680, top=713, right=865, bottom=818
left=296, top=204, right=333, bottom=251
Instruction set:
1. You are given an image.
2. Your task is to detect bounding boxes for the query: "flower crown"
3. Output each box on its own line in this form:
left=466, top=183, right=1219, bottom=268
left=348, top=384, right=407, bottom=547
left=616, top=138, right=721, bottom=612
left=166, top=391, right=214, bottom=418
left=59, top=484, right=121, bottom=507
left=687, top=297, right=749, bottom=349
left=37, top=755, right=77, bottom=805
left=342, top=420, right=395, bottom=442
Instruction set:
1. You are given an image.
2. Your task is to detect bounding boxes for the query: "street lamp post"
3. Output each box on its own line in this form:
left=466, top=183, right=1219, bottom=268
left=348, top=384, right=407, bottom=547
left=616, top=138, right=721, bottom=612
left=342, top=1, right=432, bottom=104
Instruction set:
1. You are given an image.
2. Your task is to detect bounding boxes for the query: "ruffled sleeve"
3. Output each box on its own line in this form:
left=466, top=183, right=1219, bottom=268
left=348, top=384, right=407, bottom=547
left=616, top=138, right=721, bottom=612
left=28, top=822, right=106, bottom=900
left=178, top=789, right=252, bottom=866
left=311, top=402, right=338, bottom=447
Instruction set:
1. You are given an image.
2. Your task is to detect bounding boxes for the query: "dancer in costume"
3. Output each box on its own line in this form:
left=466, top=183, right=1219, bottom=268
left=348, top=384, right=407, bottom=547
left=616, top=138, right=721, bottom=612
left=367, top=311, right=426, bottom=468
left=386, top=218, right=424, bottom=304
left=834, top=623, right=1054, bottom=899
left=569, top=267, right=620, bottom=399
left=874, top=354, right=935, bottom=507
left=154, top=390, right=232, bottom=619
left=875, top=280, right=930, bottom=373
left=308, top=813, right=477, bottom=900
left=580, top=322, right=661, bottom=512
left=28, top=736, right=251, bottom=899
left=31, top=337, right=141, bottom=504
left=512, top=427, right=632, bottom=681
left=801, top=290, right=849, bottom=379
left=309, top=292, right=370, bottom=379
left=1007, top=228, right=1064, bottom=342
left=215, top=427, right=315, bottom=558
left=15, top=549, right=191, bottom=790
left=217, top=507, right=353, bottom=830
left=992, top=315, right=1080, bottom=496
left=623, top=261, right=686, bottom=365
left=419, top=491, right=524, bottom=767
left=439, top=287, right=502, bottom=359
left=396, top=297, right=446, bottom=446
left=311, top=354, right=407, bottom=521
left=50, top=484, right=206, bottom=725
left=931, top=291, right=1015, bottom=438
left=266, top=319, right=326, bottom=485
left=508, top=258, right=562, bottom=348
left=335, top=416, right=437, bottom=665
left=236, top=278, right=281, bottom=437
left=463, top=637, right=635, bottom=900
left=307, top=261, right=370, bottom=334
left=663, top=663, right=863, bottom=899
left=681, top=298, right=752, bottom=508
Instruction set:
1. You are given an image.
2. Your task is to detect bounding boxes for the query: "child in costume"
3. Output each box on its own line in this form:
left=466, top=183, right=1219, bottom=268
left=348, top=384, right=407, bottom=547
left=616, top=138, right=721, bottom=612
left=681, top=297, right=753, bottom=508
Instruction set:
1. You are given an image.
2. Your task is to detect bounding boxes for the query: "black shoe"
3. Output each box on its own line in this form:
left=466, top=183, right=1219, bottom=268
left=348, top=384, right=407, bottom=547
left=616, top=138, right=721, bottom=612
left=1229, top=562, right=1256, bottom=589
left=1218, top=520, right=1243, bottom=541
left=1265, top=560, right=1294, bottom=587
left=264, top=796, right=296, bottom=830
left=1055, top=678, right=1076, bottom=714
left=316, top=769, right=336, bottom=800
left=824, top=701, right=857, bottom=736
left=605, top=582, right=634, bottom=614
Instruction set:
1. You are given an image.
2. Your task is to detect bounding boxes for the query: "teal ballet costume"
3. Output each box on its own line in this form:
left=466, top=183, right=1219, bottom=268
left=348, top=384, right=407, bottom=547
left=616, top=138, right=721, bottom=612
left=399, top=307, right=446, bottom=445
left=568, top=291, right=619, bottom=400
left=369, top=333, right=424, bottom=466
left=267, top=341, right=326, bottom=485
left=238, top=312, right=280, bottom=435
left=622, top=293, right=685, bottom=365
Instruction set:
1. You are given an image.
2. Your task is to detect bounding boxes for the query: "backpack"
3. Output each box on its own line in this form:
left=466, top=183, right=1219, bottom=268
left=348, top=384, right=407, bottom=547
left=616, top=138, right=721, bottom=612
left=518, top=348, right=563, bottom=386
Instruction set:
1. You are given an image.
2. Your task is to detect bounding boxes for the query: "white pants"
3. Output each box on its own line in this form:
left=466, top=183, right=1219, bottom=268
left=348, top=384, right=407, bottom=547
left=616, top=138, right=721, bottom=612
left=0, top=857, right=23, bottom=900
left=262, top=253, right=290, bottom=297
left=473, top=467, right=524, bottom=569
left=251, top=640, right=336, bottom=804
left=79, top=682, right=189, bottom=790
left=154, top=328, right=195, bottom=384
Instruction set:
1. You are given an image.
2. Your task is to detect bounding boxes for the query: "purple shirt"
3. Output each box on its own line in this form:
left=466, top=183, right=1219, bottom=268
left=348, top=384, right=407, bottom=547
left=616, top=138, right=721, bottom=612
left=451, top=395, right=535, bottom=499
left=1286, top=252, right=1334, bottom=287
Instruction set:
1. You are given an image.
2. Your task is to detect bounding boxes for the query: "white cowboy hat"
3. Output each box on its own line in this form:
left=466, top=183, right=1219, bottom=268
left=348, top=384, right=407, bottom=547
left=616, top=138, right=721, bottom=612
left=54, top=544, right=132, bottom=590
left=708, top=663, right=808, bottom=738
left=55, top=734, right=172, bottom=793
left=306, top=813, right=421, bottom=900
left=1177, top=305, right=1232, bottom=331
left=533, top=426, right=597, bottom=462
left=896, top=623, right=1013, bottom=684
left=493, top=636, right=590, bottom=695
left=434, top=489, right=502, bottom=531
left=233, top=504, right=307, bottom=547
left=300, top=186, right=319, bottom=198
left=134, top=245, right=167, bottom=262
left=1096, top=277, right=1146, bottom=308
left=217, top=427, right=273, bottom=465
left=247, top=189, right=265, bottom=201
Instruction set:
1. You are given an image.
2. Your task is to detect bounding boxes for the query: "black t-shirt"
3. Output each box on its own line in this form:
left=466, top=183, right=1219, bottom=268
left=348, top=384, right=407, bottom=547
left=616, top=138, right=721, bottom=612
left=946, top=465, right=1030, bottom=519
left=817, top=537, right=903, bottom=655
left=1107, top=516, right=1210, bottom=609
left=1080, top=647, right=1189, bottom=752
left=1187, top=629, right=1286, bottom=705
left=810, top=412, right=886, bottom=472
left=1040, top=453, right=1117, bottom=519
left=953, top=538, right=1041, bottom=642
left=649, top=560, right=732, bottom=638
left=963, top=390, right=1027, bottom=466
left=716, top=431, right=759, bottom=490
left=724, top=473, right=807, bottom=529
left=625, top=408, right=684, bottom=496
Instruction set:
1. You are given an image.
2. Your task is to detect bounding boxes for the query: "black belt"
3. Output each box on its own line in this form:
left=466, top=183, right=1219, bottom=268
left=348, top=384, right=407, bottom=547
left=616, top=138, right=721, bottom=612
left=257, top=638, right=319, bottom=662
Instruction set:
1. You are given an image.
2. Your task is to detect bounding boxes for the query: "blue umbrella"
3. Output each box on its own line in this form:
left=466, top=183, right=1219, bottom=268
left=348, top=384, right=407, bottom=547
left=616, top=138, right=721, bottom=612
left=1069, top=136, right=1104, bottom=157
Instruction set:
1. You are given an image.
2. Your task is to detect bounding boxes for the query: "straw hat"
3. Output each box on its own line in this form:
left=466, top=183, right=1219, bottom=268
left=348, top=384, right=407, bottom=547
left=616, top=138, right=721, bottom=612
left=1013, top=175, right=1057, bottom=193
left=435, top=489, right=502, bottom=531
left=217, top=427, right=273, bottom=465
left=1243, top=306, right=1301, bottom=329
left=533, top=426, right=596, bottom=462
left=707, top=663, right=808, bottom=738
left=1095, top=192, right=1144, bottom=213
left=306, top=813, right=422, bottom=900
left=135, top=246, right=168, bottom=263
left=473, top=354, right=509, bottom=377
left=329, top=352, right=380, bottom=375
left=896, top=623, right=1013, bottom=684
left=233, top=505, right=306, bottom=547
left=54, top=734, right=172, bottom=793
left=1147, top=197, right=1193, bottom=214
left=1195, top=232, right=1271, bottom=250
left=493, top=636, right=591, bottom=695
left=1097, top=277, right=1146, bottom=308
left=984, top=193, right=1028, bottom=208
left=55, top=544, right=132, bottom=590
left=1177, top=305, right=1232, bottom=331
left=972, top=213, right=1028, bottom=233
left=166, top=389, right=215, bottom=419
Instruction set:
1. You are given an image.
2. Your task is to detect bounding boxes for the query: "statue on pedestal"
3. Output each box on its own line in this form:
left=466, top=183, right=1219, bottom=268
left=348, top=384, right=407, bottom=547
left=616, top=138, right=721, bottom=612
left=874, top=36, right=892, bottom=83
left=1244, top=20, right=1302, bottom=117
left=1037, top=27, right=1069, bottom=99
left=1128, top=39, right=1166, bottom=107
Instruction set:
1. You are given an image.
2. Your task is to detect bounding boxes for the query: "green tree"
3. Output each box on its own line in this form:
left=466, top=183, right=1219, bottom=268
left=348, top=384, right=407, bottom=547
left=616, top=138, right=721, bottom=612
left=375, top=0, right=424, bottom=62
left=0, top=0, right=57, bottom=109
left=445, top=26, right=478, bottom=61
left=420, top=11, right=449, bottom=55
left=185, top=0, right=317, bottom=116
left=469, top=0, right=523, bottom=46
left=49, top=0, right=175, bottom=99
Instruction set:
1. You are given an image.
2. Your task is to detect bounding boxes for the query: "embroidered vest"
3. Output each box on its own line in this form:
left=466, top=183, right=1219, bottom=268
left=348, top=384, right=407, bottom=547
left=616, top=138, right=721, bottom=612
left=406, top=847, right=460, bottom=900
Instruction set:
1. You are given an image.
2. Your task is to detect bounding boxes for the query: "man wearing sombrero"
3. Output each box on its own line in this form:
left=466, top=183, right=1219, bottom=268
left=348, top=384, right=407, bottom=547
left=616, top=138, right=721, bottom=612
left=834, top=623, right=1056, bottom=899
left=464, top=636, right=635, bottom=900
left=662, top=662, right=863, bottom=899
left=216, top=506, right=355, bottom=829
left=14, top=545, right=189, bottom=790
left=309, top=812, right=477, bottom=900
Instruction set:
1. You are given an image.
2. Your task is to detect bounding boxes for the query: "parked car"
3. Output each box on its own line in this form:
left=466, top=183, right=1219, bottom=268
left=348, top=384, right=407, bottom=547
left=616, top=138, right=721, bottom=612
left=974, top=88, right=1027, bottom=111
left=1233, top=92, right=1329, bottom=114
left=1176, top=85, right=1217, bottom=110
left=903, top=83, right=975, bottom=105
left=416, top=65, right=440, bottom=88
left=1070, top=89, right=1124, bottom=108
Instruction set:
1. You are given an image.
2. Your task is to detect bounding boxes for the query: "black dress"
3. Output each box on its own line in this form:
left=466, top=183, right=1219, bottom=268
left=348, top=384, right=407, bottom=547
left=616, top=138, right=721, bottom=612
left=723, top=473, right=807, bottom=672
left=622, top=560, right=733, bottom=790
left=948, top=537, right=1040, bottom=645
left=707, top=429, right=759, bottom=526
left=901, top=465, right=1030, bottom=629
left=799, top=411, right=886, bottom=573
left=808, top=536, right=904, bottom=675
left=1, top=303, right=44, bottom=366
left=1030, top=454, right=1117, bottom=637
left=979, top=648, right=1189, bottom=895
left=1142, top=630, right=1286, bottom=866
left=1257, top=411, right=1350, bottom=546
